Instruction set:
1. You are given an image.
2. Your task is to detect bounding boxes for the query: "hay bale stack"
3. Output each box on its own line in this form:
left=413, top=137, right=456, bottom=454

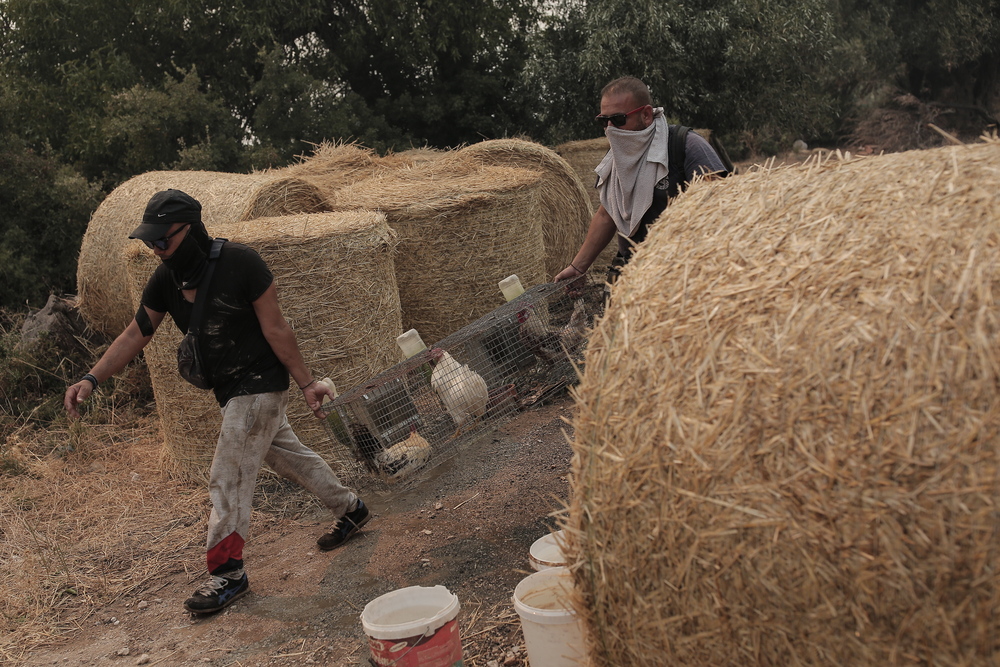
left=125, top=211, right=400, bottom=481
left=330, top=155, right=546, bottom=344
left=459, top=139, right=593, bottom=279
left=554, top=137, right=607, bottom=212
left=280, top=141, right=395, bottom=192
left=567, top=142, right=1000, bottom=665
left=78, top=171, right=327, bottom=337
left=380, top=147, right=447, bottom=169
left=554, top=136, right=617, bottom=274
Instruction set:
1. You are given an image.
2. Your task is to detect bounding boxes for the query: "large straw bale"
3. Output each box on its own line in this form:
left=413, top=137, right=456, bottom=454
left=329, top=154, right=547, bottom=344
left=554, top=137, right=617, bottom=274
left=554, top=136, right=608, bottom=209
left=280, top=141, right=394, bottom=191
left=380, top=146, right=447, bottom=169
left=567, top=141, right=1000, bottom=665
left=125, top=211, right=400, bottom=481
left=458, top=139, right=593, bottom=280
left=78, top=170, right=327, bottom=337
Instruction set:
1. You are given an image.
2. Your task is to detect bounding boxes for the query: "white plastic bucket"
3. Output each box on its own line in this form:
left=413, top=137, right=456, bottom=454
left=512, top=567, right=586, bottom=666
left=361, top=585, right=463, bottom=667
left=529, top=530, right=568, bottom=571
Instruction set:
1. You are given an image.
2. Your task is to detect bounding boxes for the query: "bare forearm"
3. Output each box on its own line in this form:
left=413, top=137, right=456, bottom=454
left=89, top=321, right=152, bottom=382
left=251, top=282, right=332, bottom=417
left=555, top=207, right=619, bottom=281
left=573, top=207, right=618, bottom=271
left=263, top=323, right=312, bottom=389
left=65, top=318, right=153, bottom=419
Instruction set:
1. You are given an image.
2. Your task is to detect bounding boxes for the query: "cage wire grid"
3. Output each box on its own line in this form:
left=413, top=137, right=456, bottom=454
left=322, top=273, right=605, bottom=488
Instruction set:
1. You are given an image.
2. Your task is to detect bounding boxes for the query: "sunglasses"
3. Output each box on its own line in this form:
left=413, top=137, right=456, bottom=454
left=595, top=105, right=646, bottom=128
left=143, top=223, right=190, bottom=250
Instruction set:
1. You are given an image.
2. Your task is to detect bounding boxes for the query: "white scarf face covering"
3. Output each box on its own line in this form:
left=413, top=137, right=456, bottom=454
left=595, top=107, right=669, bottom=238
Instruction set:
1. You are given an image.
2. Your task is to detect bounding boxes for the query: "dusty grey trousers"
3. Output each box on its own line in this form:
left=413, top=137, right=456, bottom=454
left=205, top=390, right=356, bottom=572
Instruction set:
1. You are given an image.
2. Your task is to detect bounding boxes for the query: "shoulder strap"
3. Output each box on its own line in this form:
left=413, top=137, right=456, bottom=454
left=670, top=125, right=690, bottom=175
left=667, top=125, right=690, bottom=197
left=208, top=237, right=225, bottom=260
left=187, top=238, right=227, bottom=336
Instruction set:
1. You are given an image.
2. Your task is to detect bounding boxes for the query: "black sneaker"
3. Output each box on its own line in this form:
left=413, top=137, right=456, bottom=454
left=317, top=499, right=371, bottom=551
left=183, top=569, right=250, bottom=614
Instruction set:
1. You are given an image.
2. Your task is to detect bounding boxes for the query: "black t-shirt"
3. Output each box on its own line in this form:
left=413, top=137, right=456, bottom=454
left=141, top=242, right=289, bottom=406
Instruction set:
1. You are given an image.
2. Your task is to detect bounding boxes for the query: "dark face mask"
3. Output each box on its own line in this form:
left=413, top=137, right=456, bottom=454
left=162, top=230, right=208, bottom=289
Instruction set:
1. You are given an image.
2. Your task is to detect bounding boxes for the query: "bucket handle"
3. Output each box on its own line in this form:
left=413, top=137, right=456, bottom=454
left=368, top=628, right=432, bottom=666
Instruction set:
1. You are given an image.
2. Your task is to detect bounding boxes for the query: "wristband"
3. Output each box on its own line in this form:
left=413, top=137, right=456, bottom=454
left=570, top=262, right=585, bottom=274
left=82, top=373, right=99, bottom=389
left=298, top=379, right=316, bottom=391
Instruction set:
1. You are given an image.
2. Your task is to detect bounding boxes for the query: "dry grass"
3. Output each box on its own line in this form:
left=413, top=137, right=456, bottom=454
left=0, top=413, right=335, bottom=663
left=0, top=417, right=206, bottom=663
left=566, top=140, right=1000, bottom=665
left=457, top=597, right=527, bottom=667
left=77, top=171, right=328, bottom=338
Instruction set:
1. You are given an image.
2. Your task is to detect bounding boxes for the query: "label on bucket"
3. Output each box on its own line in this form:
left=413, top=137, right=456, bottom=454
left=368, top=618, right=463, bottom=667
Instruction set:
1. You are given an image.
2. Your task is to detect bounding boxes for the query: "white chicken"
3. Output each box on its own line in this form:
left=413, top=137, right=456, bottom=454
left=376, top=424, right=432, bottom=479
left=428, top=348, right=489, bottom=428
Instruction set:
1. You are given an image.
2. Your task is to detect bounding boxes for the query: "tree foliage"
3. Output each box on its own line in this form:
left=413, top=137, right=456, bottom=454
left=525, top=0, right=853, bottom=154
left=0, top=0, right=998, bottom=311
left=0, top=137, right=101, bottom=309
left=858, top=0, right=1000, bottom=115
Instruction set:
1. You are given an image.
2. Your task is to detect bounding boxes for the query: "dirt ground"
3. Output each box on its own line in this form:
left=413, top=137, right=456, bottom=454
left=15, top=393, right=576, bottom=667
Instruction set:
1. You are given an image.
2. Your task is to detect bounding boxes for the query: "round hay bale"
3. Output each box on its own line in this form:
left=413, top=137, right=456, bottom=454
left=554, top=136, right=608, bottom=209
left=380, top=146, right=447, bottom=169
left=280, top=141, right=394, bottom=190
left=329, top=154, right=546, bottom=344
left=125, top=211, right=400, bottom=481
left=459, top=139, right=593, bottom=280
left=567, top=142, right=1000, bottom=665
left=554, top=136, right=617, bottom=275
left=78, top=170, right=328, bottom=338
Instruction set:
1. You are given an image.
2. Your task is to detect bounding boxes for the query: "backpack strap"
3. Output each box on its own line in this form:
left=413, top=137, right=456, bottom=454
left=208, top=237, right=225, bottom=260
left=188, top=238, right=227, bottom=337
left=667, top=125, right=690, bottom=198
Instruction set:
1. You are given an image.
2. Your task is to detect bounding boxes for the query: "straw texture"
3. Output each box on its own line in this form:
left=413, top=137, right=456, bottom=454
left=125, top=211, right=400, bottom=481
left=567, top=141, right=1000, bottom=665
left=329, top=154, right=547, bottom=345
left=380, top=147, right=447, bottom=169
left=279, top=141, right=396, bottom=192
left=78, top=170, right=327, bottom=337
left=459, top=139, right=593, bottom=279
left=555, top=136, right=608, bottom=212
left=554, top=137, right=617, bottom=274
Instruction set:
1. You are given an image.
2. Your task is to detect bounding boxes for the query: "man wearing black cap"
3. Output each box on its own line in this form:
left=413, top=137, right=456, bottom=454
left=64, top=189, right=371, bottom=615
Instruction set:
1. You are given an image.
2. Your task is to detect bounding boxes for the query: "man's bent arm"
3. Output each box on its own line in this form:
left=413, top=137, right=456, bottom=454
left=554, top=205, right=618, bottom=281
left=64, top=307, right=163, bottom=418
left=252, top=282, right=333, bottom=417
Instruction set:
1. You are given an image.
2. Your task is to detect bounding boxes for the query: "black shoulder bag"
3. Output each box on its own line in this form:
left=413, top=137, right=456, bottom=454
left=177, top=238, right=226, bottom=389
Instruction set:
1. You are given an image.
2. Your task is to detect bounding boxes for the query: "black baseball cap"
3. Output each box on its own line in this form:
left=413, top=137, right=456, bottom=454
left=129, top=189, right=203, bottom=241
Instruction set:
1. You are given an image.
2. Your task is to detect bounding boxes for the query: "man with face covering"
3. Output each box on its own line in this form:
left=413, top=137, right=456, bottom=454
left=554, top=76, right=727, bottom=284
left=63, top=190, right=370, bottom=614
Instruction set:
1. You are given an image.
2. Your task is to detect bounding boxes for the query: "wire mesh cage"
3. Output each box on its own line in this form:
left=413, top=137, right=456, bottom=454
left=323, top=273, right=605, bottom=486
